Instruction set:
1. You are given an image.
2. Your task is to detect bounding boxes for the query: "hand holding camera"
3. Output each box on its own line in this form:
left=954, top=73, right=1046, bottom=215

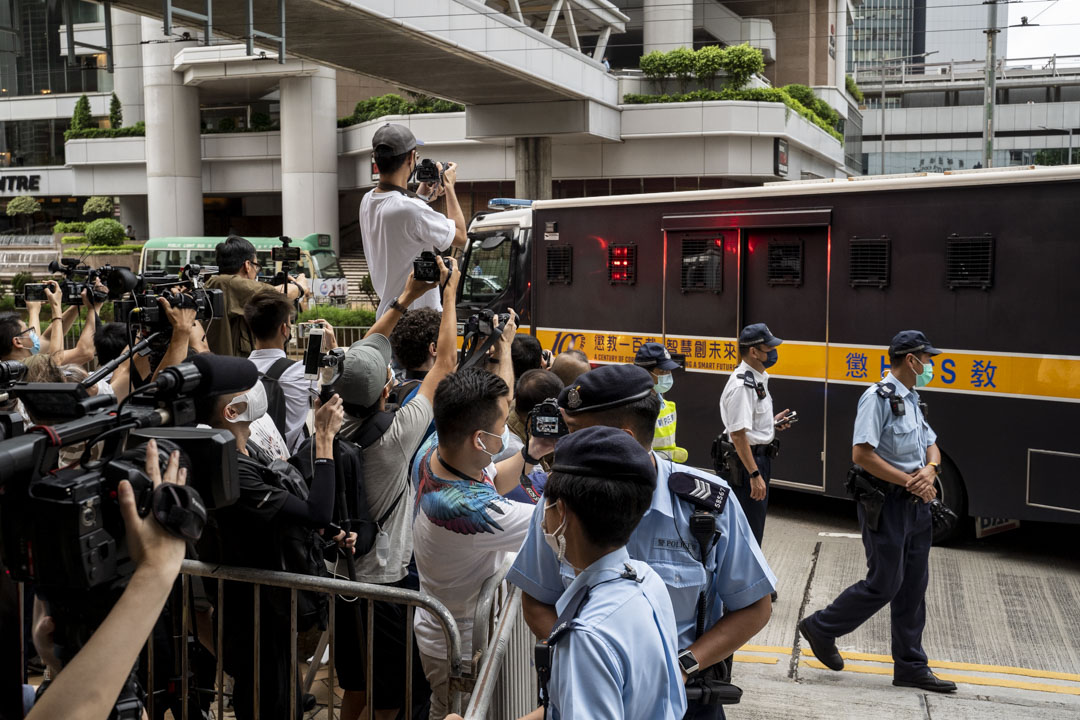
left=121, top=438, right=189, bottom=579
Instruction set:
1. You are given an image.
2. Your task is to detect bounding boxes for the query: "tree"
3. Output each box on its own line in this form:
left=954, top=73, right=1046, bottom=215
left=694, top=46, right=725, bottom=90
left=639, top=50, right=670, bottom=93
left=84, top=218, right=126, bottom=247
left=83, top=196, right=114, bottom=218
left=783, top=83, right=816, bottom=109
left=719, top=43, right=765, bottom=91
left=6, top=195, right=41, bottom=233
left=666, top=47, right=696, bottom=94
left=71, top=94, right=92, bottom=132
left=109, top=92, right=123, bottom=129
left=845, top=74, right=864, bottom=104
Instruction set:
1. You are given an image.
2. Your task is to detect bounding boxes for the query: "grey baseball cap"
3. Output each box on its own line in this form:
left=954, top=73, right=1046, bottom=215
left=335, top=333, right=393, bottom=408
left=372, top=123, right=423, bottom=156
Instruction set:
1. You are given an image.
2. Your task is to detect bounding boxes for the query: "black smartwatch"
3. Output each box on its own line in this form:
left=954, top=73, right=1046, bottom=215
left=678, top=649, right=700, bottom=675
left=749, top=469, right=761, bottom=479
left=389, top=298, right=409, bottom=314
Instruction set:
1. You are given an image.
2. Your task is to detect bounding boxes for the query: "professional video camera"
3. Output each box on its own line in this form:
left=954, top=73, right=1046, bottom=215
left=109, top=264, right=224, bottom=333
left=47, top=258, right=109, bottom=306
left=413, top=158, right=448, bottom=185
left=413, top=250, right=441, bottom=282
left=528, top=398, right=568, bottom=439
left=458, top=309, right=511, bottom=371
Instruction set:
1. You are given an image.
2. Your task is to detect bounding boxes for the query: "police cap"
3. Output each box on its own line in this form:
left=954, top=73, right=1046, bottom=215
left=558, top=364, right=654, bottom=416
left=739, top=323, right=783, bottom=348
left=551, top=425, right=655, bottom=484
left=889, top=330, right=942, bottom=357
left=634, top=342, right=681, bottom=370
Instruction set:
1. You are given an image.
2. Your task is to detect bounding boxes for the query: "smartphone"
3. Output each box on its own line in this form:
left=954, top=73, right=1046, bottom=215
left=304, top=327, right=324, bottom=378
left=23, top=283, right=46, bottom=303
left=775, top=410, right=799, bottom=427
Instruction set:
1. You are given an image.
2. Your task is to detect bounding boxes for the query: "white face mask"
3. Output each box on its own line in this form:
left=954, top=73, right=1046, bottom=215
left=542, top=501, right=568, bottom=564
left=226, top=382, right=268, bottom=423
left=477, top=425, right=511, bottom=459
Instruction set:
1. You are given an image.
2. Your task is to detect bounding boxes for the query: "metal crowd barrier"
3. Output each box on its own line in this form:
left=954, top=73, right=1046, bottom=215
left=156, top=560, right=464, bottom=720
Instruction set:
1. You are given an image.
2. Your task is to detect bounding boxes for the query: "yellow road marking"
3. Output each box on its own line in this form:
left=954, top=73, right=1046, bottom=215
left=741, top=645, right=795, bottom=655
left=795, top=648, right=1080, bottom=683
left=733, top=654, right=779, bottom=665
left=800, top=660, right=1080, bottom=697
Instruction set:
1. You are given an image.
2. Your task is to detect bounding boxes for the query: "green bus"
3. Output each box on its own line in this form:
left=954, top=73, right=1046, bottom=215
left=139, top=234, right=348, bottom=299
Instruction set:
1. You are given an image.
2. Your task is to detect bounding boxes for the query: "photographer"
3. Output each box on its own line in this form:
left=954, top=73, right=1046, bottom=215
left=326, top=259, right=459, bottom=720
left=196, top=373, right=349, bottom=720
left=0, top=282, right=100, bottom=366
left=506, top=368, right=564, bottom=476
left=361, top=123, right=466, bottom=319
left=245, top=293, right=338, bottom=451
left=204, top=235, right=309, bottom=357
left=25, top=439, right=189, bottom=720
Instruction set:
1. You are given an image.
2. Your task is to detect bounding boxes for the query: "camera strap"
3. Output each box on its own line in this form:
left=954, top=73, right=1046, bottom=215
left=376, top=181, right=419, bottom=199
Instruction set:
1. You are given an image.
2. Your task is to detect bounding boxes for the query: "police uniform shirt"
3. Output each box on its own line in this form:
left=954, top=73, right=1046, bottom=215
left=719, top=361, right=775, bottom=446
left=853, top=373, right=937, bottom=473
left=547, top=548, right=687, bottom=720
left=508, top=455, right=776, bottom=649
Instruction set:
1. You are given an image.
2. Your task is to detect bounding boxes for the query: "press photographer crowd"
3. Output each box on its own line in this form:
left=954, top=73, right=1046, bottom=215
left=0, top=123, right=959, bottom=720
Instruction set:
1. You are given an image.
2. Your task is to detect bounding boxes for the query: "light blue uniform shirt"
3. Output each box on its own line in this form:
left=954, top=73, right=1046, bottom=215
left=853, top=373, right=937, bottom=473
left=548, top=548, right=687, bottom=720
left=508, top=454, right=776, bottom=649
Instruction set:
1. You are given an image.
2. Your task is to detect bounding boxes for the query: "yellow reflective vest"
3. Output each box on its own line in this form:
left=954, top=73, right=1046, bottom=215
left=653, top=397, right=688, bottom=463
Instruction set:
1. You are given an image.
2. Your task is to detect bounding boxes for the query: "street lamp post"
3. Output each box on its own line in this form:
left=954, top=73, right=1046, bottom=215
left=983, top=0, right=1001, bottom=168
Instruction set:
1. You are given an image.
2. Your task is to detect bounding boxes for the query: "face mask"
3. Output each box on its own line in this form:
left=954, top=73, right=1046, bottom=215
left=542, top=501, right=568, bottom=564
left=654, top=373, right=673, bottom=395
left=477, top=425, right=509, bottom=459
left=25, top=330, right=40, bottom=356
left=912, top=356, right=934, bottom=387
left=226, top=382, right=268, bottom=423
left=762, top=348, right=778, bottom=369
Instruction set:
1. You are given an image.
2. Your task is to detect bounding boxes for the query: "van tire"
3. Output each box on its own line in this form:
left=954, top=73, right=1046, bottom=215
left=932, top=452, right=967, bottom=546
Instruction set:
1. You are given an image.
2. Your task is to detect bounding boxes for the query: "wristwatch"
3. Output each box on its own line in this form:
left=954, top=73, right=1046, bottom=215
left=389, top=298, right=409, bottom=314
left=749, top=469, right=761, bottom=479
left=929, top=461, right=941, bottom=475
left=678, top=649, right=700, bottom=676
left=521, top=446, right=541, bottom=466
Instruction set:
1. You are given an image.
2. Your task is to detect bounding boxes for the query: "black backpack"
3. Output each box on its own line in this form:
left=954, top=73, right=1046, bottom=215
left=260, top=357, right=298, bottom=441
left=289, top=411, right=404, bottom=558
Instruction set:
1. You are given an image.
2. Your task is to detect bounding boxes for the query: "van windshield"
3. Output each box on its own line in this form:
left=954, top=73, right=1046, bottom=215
left=462, top=229, right=514, bottom=304
left=143, top=249, right=188, bottom=273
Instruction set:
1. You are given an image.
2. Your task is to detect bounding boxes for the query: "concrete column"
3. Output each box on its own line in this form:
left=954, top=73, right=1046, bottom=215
left=279, top=67, right=339, bottom=250
left=141, top=17, right=202, bottom=238
left=110, top=10, right=143, bottom=125
left=514, top=137, right=552, bottom=201
left=643, top=0, right=693, bottom=53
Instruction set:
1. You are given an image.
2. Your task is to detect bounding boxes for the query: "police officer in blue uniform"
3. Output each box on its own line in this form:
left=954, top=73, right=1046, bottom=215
left=799, top=331, right=957, bottom=694
left=444, top=426, right=686, bottom=720
left=508, top=364, right=776, bottom=720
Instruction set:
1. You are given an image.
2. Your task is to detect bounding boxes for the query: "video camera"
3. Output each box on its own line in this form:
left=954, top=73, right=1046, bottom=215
left=108, top=264, right=224, bottom=333
left=413, top=250, right=441, bottom=282
left=528, top=398, right=568, bottom=439
left=413, top=158, right=448, bottom=185
left=458, top=309, right=511, bottom=371
left=46, top=258, right=109, bottom=306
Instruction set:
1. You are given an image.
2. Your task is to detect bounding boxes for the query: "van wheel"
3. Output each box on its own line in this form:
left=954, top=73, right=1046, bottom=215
left=932, top=453, right=967, bottom=546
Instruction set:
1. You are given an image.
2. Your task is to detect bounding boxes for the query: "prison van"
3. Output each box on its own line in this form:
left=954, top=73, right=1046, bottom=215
left=458, top=166, right=1080, bottom=542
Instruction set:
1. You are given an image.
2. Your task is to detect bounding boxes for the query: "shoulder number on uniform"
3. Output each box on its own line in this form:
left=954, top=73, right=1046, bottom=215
left=668, top=472, right=729, bottom=514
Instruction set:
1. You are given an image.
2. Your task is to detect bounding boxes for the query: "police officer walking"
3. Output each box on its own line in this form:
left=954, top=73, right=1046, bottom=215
left=799, top=330, right=956, bottom=694
left=508, top=364, right=776, bottom=720
left=719, top=324, right=793, bottom=551
left=635, top=341, right=688, bottom=462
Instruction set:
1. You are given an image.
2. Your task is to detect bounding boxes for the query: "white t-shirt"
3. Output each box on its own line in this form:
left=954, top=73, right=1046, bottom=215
left=411, top=445, right=533, bottom=659
left=360, top=189, right=455, bottom=318
left=719, top=360, right=775, bottom=445
left=248, top=348, right=313, bottom=453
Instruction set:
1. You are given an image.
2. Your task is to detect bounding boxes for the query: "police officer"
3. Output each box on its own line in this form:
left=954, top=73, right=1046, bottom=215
left=634, top=342, right=688, bottom=462
left=799, top=330, right=956, bottom=694
left=719, top=324, right=793, bottom=550
left=508, top=364, right=776, bottom=720
left=448, top=426, right=687, bottom=720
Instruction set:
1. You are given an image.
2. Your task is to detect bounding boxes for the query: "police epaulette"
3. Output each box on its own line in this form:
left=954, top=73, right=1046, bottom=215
left=668, top=472, right=729, bottom=514
left=875, top=381, right=905, bottom=416
left=739, top=372, right=756, bottom=389
left=874, top=382, right=894, bottom=399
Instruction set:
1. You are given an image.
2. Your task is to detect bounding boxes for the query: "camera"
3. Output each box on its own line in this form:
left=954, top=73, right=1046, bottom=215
left=413, top=250, right=441, bottom=282
left=414, top=158, right=446, bottom=185
left=528, top=398, right=568, bottom=439
left=458, top=309, right=512, bottom=371
left=108, top=264, right=224, bottom=332
left=47, top=259, right=109, bottom=307
left=316, top=347, right=346, bottom=403
left=23, top=282, right=45, bottom=303
left=272, top=235, right=302, bottom=264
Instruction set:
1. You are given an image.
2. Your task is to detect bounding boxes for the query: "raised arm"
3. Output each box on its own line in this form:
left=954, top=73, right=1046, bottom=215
left=416, top=257, right=461, bottom=402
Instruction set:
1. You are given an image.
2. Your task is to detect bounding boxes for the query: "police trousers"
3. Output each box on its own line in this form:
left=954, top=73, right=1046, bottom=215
left=804, top=491, right=933, bottom=679
left=731, top=454, right=772, bottom=546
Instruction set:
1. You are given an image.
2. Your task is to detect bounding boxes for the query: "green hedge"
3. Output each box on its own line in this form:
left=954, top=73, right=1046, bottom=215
left=846, top=74, right=864, bottom=103
left=338, top=93, right=464, bottom=128
left=638, top=43, right=765, bottom=93
left=61, top=235, right=87, bottom=244
left=64, top=121, right=145, bottom=141
left=298, top=305, right=375, bottom=328
left=622, top=88, right=844, bottom=143
left=62, top=243, right=142, bottom=256
left=53, top=221, right=88, bottom=233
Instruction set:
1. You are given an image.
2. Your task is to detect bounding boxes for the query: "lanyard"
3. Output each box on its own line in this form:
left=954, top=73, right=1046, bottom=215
left=435, top=451, right=487, bottom=485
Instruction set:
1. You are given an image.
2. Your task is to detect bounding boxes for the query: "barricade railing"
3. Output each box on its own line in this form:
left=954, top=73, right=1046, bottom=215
left=160, top=560, right=464, bottom=720
left=465, top=560, right=538, bottom=720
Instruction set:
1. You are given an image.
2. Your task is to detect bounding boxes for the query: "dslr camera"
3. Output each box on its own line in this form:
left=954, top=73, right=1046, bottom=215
left=46, top=258, right=109, bottom=306
left=414, top=158, right=447, bottom=185
left=413, top=250, right=441, bottom=282
left=110, top=264, right=224, bottom=333
left=528, top=398, right=568, bottom=439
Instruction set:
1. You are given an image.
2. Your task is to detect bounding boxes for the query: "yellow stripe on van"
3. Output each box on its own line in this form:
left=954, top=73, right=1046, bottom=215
left=532, top=329, right=1080, bottom=402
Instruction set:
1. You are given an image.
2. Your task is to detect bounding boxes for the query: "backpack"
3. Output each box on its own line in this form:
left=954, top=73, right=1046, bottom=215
left=289, top=411, right=401, bottom=558
left=386, top=378, right=422, bottom=411
left=260, top=357, right=298, bottom=441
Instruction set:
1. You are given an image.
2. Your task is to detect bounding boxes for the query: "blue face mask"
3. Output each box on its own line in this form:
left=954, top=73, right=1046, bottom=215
left=654, top=373, right=673, bottom=395
left=26, top=329, right=40, bottom=356
left=763, top=348, right=778, bottom=369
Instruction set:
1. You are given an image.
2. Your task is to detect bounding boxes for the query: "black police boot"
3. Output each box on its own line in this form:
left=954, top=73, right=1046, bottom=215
left=893, top=673, right=957, bottom=693
left=798, top=618, right=844, bottom=671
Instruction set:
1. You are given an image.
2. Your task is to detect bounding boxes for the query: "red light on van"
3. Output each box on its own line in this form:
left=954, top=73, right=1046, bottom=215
left=608, top=245, right=637, bottom=285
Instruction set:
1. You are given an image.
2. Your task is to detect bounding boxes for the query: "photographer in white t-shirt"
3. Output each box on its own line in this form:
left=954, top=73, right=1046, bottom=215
left=361, top=123, right=467, bottom=319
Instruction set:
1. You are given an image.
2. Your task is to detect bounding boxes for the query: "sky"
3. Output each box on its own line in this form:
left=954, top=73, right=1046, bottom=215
left=1006, top=0, right=1080, bottom=62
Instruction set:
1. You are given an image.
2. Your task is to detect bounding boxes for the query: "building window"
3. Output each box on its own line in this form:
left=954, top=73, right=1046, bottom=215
left=0, top=118, right=71, bottom=166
